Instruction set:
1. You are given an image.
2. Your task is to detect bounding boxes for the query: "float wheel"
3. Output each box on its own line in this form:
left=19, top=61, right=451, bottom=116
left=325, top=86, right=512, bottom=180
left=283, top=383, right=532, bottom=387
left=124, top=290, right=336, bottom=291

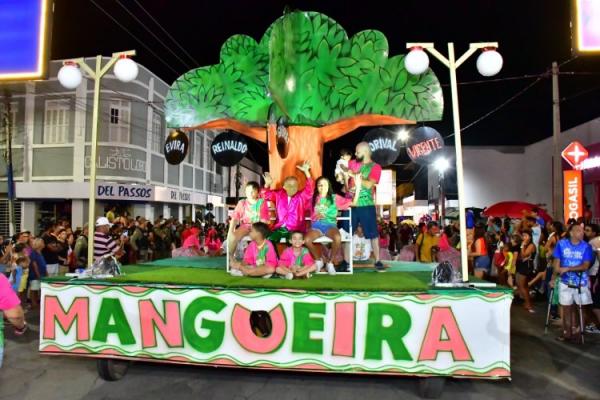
left=417, top=377, right=446, bottom=399
left=97, top=359, right=130, bottom=381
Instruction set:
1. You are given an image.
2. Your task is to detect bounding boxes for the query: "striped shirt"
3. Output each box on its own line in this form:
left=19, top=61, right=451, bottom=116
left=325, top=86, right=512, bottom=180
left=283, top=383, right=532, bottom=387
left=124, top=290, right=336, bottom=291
left=94, top=232, right=118, bottom=261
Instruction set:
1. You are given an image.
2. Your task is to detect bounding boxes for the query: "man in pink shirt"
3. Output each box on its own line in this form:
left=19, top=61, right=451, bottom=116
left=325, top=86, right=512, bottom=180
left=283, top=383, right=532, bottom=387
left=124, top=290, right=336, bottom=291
left=262, top=161, right=313, bottom=244
left=1, top=273, right=26, bottom=367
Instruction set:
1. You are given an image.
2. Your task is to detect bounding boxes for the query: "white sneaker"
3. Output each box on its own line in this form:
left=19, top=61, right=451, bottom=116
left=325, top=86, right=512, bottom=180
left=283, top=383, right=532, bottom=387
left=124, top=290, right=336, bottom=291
left=262, top=274, right=273, bottom=279
left=230, top=269, right=244, bottom=277
left=315, top=259, right=324, bottom=271
left=284, top=272, right=294, bottom=280
left=326, top=262, right=336, bottom=275
left=585, top=324, right=600, bottom=334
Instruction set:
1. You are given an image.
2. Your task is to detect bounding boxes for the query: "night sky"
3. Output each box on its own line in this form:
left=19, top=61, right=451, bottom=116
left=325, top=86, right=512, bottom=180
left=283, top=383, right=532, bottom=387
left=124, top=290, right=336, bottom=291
left=50, top=0, right=600, bottom=184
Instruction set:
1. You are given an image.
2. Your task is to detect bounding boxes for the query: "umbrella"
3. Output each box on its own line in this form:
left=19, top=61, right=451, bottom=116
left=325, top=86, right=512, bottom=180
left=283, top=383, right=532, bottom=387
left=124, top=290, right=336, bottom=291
left=482, top=201, right=552, bottom=222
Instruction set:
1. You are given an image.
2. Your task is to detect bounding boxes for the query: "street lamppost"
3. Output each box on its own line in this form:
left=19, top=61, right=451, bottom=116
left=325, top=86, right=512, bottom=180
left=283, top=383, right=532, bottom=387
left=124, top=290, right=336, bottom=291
left=433, top=157, right=449, bottom=224
left=57, top=51, right=138, bottom=267
left=405, top=42, right=503, bottom=282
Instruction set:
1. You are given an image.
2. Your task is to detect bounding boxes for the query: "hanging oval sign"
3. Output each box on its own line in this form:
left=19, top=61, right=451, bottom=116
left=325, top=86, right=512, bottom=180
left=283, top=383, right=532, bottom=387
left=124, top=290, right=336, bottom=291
left=164, top=129, right=189, bottom=165
left=363, top=128, right=401, bottom=167
left=211, top=131, right=248, bottom=167
left=406, top=126, right=445, bottom=166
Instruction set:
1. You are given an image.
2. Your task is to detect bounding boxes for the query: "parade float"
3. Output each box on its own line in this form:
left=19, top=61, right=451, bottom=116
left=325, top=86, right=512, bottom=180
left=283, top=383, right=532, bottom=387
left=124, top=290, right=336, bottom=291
left=40, top=11, right=512, bottom=398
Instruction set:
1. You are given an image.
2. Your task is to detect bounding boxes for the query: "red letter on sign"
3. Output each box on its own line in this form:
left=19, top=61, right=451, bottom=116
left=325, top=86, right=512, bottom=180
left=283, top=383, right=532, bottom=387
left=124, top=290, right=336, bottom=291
left=418, top=307, right=472, bottom=362
left=43, top=296, right=90, bottom=341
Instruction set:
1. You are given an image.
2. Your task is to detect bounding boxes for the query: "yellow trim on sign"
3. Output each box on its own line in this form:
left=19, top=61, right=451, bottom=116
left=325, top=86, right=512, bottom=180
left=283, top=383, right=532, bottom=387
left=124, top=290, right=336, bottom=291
left=0, top=0, right=50, bottom=81
left=575, top=0, right=600, bottom=52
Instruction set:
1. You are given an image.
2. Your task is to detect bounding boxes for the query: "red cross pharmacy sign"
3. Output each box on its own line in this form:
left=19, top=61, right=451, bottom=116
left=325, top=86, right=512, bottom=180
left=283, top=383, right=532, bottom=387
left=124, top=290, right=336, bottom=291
left=561, top=141, right=588, bottom=169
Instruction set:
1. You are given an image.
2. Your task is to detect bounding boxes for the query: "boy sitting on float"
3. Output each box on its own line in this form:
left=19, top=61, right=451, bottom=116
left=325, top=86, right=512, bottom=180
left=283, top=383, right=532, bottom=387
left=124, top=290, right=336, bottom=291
left=230, top=222, right=277, bottom=278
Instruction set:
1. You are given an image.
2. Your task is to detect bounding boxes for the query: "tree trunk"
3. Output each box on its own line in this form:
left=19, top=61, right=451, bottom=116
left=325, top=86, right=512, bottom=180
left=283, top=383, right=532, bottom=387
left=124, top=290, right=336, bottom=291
left=267, top=125, right=324, bottom=188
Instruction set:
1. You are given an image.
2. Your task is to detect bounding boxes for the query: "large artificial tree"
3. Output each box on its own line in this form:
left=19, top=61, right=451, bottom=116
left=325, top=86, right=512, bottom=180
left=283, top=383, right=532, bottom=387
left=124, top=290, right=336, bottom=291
left=166, top=11, right=443, bottom=186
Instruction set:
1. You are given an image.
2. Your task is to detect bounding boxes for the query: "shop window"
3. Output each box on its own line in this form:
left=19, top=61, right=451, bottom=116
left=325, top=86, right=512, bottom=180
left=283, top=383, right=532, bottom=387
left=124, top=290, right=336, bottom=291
left=195, top=133, right=203, bottom=167
left=44, top=99, right=70, bottom=144
left=108, top=99, right=130, bottom=143
left=0, top=102, right=17, bottom=137
left=151, top=111, right=163, bottom=153
left=187, top=133, right=194, bottom=164
left=206, top=138, right=216, bottom=172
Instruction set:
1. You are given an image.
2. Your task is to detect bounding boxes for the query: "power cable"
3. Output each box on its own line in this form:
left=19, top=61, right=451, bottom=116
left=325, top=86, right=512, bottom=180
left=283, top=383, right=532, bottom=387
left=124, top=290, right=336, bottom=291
left=88, top=0, right=181, bottom=76
left=132, top=0, right=200, bottom=67
left=114, top=0, right=194, bottom=71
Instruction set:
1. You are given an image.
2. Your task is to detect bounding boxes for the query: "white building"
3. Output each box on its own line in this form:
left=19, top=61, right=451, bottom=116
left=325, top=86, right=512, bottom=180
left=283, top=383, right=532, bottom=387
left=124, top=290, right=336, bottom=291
left=428, top=117, right=600, bottom=219
left=0, top=58, right=260, bottom=235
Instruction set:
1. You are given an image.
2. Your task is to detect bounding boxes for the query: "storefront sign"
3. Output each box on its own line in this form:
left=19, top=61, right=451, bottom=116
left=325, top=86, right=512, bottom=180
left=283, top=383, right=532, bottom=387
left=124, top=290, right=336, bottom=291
left=573, top=0, right=600, bottom=53
left=164, top=130, right=189, bottom=165
left=40, top=283, right=511, bottom=378
left=563, top=169, right=583, bottom=222
left=577, top=156, right=600, bottom=171
left=561, top=141, right=588, bottom=169
left=364, top=128, right=401, bottom=167
left=85, top=147, right=146, bottom=180
left=406, top=127, right=444, bottom=166
left=211, top=131, right=248, bottom=167
left=154, top=186, right=193, bottom=204
left=96, top=183, right=153, bottom=201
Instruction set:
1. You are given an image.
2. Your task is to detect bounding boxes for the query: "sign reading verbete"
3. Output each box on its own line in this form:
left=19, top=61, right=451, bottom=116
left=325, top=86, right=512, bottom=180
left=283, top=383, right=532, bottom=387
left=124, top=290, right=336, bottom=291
left=406, top=127, right=444, bottom=166
left=211, top=131, right=248, bottom=167
left=563, top=169, right=583, bottom=223
left=164, top=130, right=189, bottom=165
left=40, top=283, right=511, bottom=378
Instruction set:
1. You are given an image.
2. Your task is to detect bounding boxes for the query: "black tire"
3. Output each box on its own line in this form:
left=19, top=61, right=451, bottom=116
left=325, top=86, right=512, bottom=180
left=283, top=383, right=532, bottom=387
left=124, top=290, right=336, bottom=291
left=97, top=359, right=130, bottom=381
left=417, top=377, right=446, bottom=399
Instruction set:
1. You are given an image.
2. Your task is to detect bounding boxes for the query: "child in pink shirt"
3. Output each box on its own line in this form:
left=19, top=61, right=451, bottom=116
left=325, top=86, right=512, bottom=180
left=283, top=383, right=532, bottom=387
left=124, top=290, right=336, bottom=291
left=276, top=231, right=316, bottom=280
left=230, top=222, right=277, bottom=278
left=227, top=182, right=270, bottom=262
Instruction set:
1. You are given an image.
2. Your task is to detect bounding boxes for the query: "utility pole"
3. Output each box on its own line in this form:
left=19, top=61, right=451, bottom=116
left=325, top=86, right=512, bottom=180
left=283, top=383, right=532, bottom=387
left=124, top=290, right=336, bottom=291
left=2, top=91, right=16, bottom=237
left=552, top=62, right=562, bottom=221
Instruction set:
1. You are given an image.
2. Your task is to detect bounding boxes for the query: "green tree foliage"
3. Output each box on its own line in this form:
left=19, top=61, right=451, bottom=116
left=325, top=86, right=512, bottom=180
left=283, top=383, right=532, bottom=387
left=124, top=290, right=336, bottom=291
left=166, top=11, right=443, bottom=128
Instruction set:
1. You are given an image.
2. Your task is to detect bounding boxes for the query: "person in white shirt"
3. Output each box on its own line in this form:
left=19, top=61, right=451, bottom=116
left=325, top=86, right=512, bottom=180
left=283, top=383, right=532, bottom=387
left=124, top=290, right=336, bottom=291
left=584, top=223, right=600, bottom=334
left=352, top=226, right=372, bottom=261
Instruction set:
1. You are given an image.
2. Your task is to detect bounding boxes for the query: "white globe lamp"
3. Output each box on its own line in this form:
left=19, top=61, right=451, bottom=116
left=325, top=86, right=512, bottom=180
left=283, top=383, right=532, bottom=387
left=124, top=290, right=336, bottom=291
left=57, top=63, right=82, bottom=89
left=405, top=47, right=430, bottom=75
left=476, top=48, right=503, bottom=77
left=114, top=56, right=139, bottom=82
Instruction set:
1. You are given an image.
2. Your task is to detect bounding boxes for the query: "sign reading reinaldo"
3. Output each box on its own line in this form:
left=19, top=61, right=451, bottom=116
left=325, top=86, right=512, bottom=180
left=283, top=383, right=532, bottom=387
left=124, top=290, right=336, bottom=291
left=40, top=283, right=511, bottom=378
left=563, top=170, right=583, bottom=223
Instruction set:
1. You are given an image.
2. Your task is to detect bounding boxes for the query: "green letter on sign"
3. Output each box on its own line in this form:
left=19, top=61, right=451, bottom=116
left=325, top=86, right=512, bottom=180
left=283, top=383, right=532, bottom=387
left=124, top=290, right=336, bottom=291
left=92, top=298, right=136, bottom=345
left=183, top=296, right=226, bottom=353
left=292, top=302, right=326, bottom=354
left=364, top=303, right=412, bottom=361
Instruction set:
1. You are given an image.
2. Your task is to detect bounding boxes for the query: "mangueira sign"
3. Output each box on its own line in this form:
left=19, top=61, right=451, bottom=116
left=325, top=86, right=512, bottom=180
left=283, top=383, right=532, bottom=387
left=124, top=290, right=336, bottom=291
left=40, top=284, right=511, bottom=377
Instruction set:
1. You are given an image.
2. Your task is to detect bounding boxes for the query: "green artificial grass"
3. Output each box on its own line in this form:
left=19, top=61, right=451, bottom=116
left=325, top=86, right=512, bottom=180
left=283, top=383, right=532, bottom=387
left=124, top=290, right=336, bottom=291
left=108, top=267, right=432, bottom=292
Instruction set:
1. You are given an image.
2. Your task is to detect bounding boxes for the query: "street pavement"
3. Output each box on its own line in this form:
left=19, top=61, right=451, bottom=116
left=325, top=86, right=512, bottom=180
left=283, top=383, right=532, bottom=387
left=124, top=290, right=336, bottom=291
left=1, top=301, right=599, bottom=400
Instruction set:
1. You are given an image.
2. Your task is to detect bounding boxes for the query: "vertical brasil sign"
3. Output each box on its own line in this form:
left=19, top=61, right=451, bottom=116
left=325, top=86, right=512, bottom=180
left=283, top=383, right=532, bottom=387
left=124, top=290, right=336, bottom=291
left=0, top=0, right=52, bottom=81
left=40, top=283, right=511, bottom=378
left=563, top=170, right=583, bottom=223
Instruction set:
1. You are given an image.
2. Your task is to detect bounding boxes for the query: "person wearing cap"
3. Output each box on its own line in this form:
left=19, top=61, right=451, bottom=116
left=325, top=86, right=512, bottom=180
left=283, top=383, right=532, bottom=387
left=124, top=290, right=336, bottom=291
left=94, top=217, right=123, bottom=262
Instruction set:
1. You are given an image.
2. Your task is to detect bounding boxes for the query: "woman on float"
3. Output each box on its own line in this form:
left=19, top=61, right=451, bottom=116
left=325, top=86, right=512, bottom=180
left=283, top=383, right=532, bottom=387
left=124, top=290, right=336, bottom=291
left=305, top=175, right=361, bottom=274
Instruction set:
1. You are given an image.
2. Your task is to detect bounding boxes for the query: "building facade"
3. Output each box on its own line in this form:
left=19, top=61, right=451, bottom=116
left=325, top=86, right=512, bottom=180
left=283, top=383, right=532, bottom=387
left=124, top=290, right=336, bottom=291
left=0, top=58, right=239, bottom=235
left=427, top=116, right=600, bottom=220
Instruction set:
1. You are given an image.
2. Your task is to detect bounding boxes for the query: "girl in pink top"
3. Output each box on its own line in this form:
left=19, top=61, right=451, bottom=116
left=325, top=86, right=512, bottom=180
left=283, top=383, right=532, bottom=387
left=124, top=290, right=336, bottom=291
left=276, top=231, right=316, bottom=280
left=230, top=222, right=277, bottom=278
left=227, top=181, right=270, bottom=262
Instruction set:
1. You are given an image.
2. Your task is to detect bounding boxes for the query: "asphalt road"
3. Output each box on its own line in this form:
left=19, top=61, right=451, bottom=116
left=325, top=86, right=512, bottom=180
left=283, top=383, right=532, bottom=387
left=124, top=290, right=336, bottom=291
left=1, top=301, right=599, bottom=400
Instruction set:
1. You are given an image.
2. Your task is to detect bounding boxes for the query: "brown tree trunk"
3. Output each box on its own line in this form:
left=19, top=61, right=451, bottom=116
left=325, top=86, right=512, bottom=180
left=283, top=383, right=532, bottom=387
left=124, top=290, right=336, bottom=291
left=267, top=125, right=324, bottom=188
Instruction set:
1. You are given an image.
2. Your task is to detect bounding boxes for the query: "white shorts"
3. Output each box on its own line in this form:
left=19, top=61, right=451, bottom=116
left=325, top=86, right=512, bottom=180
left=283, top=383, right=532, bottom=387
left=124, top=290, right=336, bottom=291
left=558, top=282, right=592, bottom=306
left=29, top=280, right=41, bottom=290
left=46, top=263, right=59, bottom=276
